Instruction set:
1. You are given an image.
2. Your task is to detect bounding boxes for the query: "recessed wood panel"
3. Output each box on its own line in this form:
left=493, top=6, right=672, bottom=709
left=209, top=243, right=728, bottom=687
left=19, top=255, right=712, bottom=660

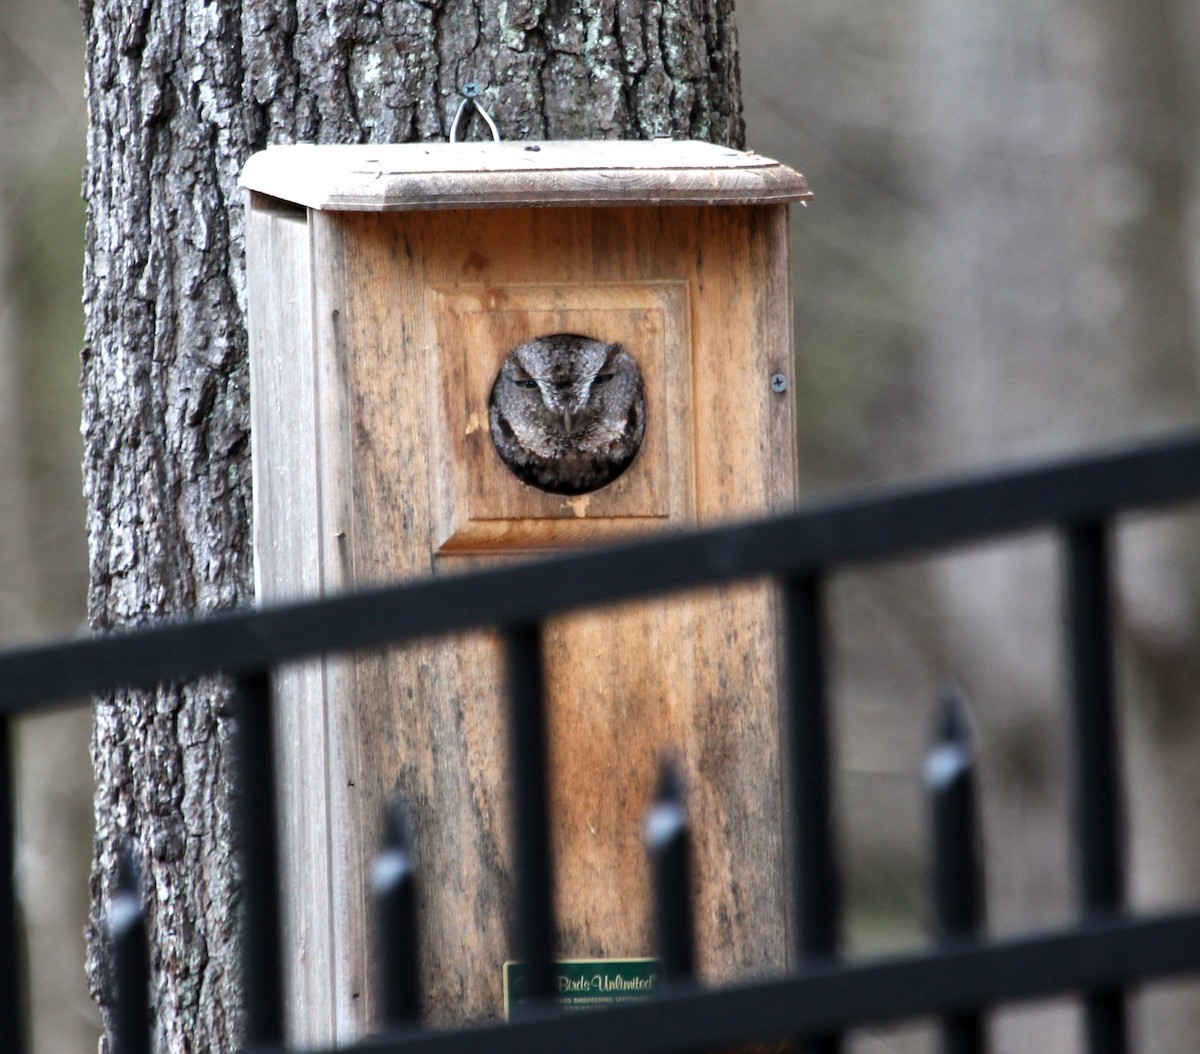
left=431, top=281, right=693, bottom=551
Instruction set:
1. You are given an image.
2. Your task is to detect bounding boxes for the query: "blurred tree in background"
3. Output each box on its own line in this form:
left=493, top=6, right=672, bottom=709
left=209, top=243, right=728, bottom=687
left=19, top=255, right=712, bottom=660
left=0, top=1, right=96, bottom=1053
left=2, top=0, right=1199, bottom=1051
left=741, top=0, right=1200, bottom=1049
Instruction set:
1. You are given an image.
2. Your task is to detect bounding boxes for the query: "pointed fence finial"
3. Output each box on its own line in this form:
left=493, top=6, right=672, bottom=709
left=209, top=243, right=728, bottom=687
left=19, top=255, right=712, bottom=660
left=926, top=685, right=983, bottom=937
left=374, top=797, right=421, bottom=1030
left=644, top=756, right=695, bottom=984
left=107, top=837, right=151, bottom=1054
left=926, top=687, right=987, bottom=1054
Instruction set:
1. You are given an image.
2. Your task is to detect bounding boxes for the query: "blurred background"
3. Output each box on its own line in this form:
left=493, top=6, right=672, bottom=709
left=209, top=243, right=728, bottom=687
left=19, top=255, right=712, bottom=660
left=2, top=0, right=1199, bottom=1051
left=1, top=0, right=96, bottom=1053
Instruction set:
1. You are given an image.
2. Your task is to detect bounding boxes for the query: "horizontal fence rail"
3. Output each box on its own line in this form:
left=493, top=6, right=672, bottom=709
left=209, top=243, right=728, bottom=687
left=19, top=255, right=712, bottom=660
left=262, top=910, right=1200, bottom=1054
left=3, top=431, right=1200, bottom=714
left=5, top=430, right=1200, bottom=1054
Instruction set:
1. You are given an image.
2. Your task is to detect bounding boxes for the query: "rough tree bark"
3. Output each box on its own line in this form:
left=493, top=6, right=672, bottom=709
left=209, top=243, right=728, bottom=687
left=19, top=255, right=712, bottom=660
left=80, top=3, right=743, bottom=1050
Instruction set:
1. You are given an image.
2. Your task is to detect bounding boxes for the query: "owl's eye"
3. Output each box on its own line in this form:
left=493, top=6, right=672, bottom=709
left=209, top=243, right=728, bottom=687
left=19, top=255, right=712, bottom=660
left=593, top=372, right=616, bottom=386
left=513, top=378, right=539, bottom=390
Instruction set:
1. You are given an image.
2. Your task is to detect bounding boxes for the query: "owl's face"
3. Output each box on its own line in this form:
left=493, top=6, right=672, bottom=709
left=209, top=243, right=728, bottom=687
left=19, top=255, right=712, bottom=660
left=488, top=333, right=646, bottom=495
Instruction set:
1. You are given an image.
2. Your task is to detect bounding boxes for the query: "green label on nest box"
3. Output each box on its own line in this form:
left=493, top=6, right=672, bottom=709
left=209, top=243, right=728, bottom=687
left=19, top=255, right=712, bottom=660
left=503, top=958, right=661, bottom=1017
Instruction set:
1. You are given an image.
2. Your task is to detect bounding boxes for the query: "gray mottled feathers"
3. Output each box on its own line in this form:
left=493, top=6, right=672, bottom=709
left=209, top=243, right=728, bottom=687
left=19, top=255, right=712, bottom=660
left=488, top=333, right=647, bottom=495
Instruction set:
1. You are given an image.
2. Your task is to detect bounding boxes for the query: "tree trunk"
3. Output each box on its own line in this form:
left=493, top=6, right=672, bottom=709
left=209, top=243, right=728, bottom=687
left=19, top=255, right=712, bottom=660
left=80, top=3, right=743, bottom=1049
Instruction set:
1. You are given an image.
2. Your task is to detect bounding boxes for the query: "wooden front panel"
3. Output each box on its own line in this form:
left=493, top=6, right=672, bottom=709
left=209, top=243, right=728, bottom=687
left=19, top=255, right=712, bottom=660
left=431, top=280, right=693, bottom=549
left=278, top=204, right=796, bottom=1037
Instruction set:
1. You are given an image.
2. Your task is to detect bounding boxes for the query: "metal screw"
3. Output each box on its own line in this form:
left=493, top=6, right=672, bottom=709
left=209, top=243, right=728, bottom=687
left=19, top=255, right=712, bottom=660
left=770, top=373, right=789, bottom=393
left=462, top=82, right=483, bottom=98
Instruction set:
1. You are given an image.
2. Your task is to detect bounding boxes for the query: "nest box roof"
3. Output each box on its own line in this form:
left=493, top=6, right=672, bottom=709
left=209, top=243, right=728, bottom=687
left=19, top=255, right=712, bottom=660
left=238, top=139, right=812, bottom=212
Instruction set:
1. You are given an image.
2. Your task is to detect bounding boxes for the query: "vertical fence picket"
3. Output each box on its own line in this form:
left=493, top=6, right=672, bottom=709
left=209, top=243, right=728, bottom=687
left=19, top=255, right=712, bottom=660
left=504, top=624, right=557, bottom=1007
left=0, top=717, right=23, bottom=1054
left=926, top=690, right=986, bottom=1054
left=1064, top=521, right=1127, bottom=1054
left=374, top=798, right=421, bottom=1030
left=782, top=574, right=843, bottom=1054
left=107, top=840, right=150, bottom=1054
left=644, top=760, right=695, bottom=984
left=232, top=669, right=285, bottom=1046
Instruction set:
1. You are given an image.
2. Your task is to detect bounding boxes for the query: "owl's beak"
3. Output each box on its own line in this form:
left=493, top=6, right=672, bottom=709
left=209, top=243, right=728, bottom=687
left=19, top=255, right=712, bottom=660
left=562, top=409, right=576, bottom=434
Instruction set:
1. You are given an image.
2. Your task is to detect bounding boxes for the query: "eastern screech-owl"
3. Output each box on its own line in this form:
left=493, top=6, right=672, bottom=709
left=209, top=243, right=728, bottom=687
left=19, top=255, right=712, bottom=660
left=488, top=333, right=647, bottom=495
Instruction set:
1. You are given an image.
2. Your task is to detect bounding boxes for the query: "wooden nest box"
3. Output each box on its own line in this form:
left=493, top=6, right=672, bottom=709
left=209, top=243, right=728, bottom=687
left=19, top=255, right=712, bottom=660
left=240, top=139, right=812, bottom=1044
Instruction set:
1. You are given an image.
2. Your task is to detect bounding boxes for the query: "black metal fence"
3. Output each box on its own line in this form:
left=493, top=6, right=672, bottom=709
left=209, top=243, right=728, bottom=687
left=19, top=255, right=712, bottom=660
left=6, top=433, right=1200, bottom=1053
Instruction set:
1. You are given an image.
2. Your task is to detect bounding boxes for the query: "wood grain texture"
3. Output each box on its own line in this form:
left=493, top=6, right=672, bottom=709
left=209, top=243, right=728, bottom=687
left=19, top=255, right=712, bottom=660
left=239, top=141, right=812, bottom=212
left=248, top=199, right=799, bottom=1039
left=84, top=3, right=748, bottom=1051
left=432, top=280, right=693, bottom=551
left=245, top=197, right=338, bottom=1046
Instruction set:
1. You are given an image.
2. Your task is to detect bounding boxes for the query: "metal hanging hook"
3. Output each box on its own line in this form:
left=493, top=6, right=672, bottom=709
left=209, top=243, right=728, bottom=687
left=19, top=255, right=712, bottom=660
left=449, top=82, right=501, bottom=143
